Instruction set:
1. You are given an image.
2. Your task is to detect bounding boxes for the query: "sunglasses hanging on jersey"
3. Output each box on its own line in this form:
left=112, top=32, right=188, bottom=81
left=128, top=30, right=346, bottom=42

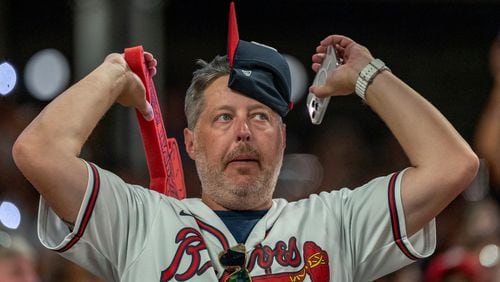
left=219, top=244, right=252, bottom=282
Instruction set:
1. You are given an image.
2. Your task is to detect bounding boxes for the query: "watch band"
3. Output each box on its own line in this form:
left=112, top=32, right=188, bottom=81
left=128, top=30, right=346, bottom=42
left=355, top=58, right=390, bottom=100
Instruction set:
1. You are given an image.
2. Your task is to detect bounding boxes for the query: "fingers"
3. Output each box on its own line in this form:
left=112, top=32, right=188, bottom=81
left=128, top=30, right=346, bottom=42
left=314, top=35, right=355, bottom=61
left=311, top=42, right=346, bottom=72
left=148, top=65, right=157, bottom=77
left=312, top=53, right=325, bottom=64
left=309, top=84, right=333, bottom=98
left=144, top=52, right=154, bottom=60
left=140, top=52, right=156, bottom=120
left=144, top=52, right=158, bottom=77
left=316, top=44, right=328, bottom=54
left=309, top=35, right=372, bottom=98
left=313, top=39, right=348, bottom=68
left=335, top=45, right=346, bottom=59
left=320, top=34, right=355, bottom=48
left=311, top=62, right=322, bottom=73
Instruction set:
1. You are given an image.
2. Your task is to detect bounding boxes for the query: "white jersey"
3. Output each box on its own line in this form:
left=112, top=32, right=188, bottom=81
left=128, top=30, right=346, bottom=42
left=38, top=162, right=435, bottom=281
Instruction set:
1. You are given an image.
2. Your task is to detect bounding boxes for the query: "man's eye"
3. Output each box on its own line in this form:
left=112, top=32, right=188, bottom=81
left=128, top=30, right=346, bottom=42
left=253, top=113, right=269, bottom=121
left=215, top=113, right=232, bottom=122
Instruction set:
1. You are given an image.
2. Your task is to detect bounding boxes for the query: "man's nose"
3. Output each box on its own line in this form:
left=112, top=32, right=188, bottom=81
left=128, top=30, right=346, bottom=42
left=236, top=119, right=251, bottom=142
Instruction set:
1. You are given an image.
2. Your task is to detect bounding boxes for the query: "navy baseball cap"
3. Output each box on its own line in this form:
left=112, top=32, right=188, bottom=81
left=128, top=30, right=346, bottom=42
left=227, top=2, right=293, bottom=117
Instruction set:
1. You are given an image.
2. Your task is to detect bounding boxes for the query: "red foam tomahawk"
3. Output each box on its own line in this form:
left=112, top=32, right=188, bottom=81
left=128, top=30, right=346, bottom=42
left=228, top=1, right=239, bottom=67
left=124, top=46, right=186, bottom=199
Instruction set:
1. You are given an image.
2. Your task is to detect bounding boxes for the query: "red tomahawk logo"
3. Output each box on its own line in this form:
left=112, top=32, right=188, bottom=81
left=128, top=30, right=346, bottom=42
left=124, top=46, right=186, bottom=199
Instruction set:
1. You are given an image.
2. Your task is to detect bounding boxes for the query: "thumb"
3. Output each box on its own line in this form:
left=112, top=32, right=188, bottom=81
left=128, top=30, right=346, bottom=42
left=138, top=101, right=154, bottom=121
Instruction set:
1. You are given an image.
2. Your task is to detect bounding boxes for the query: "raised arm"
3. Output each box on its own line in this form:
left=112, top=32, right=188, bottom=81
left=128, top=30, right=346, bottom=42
left=310, top=35, right=479, bottom=236
left=12, top=53, right=156, bottom=225
left=474, top=37, right=500, bottom=191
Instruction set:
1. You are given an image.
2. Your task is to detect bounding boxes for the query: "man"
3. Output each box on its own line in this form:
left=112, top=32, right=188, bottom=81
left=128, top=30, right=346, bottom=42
left=13, top=33, right=478, bottom=281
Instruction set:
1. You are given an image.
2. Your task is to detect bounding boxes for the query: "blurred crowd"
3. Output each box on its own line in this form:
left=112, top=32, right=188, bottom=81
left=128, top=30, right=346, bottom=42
left=1, top=30, right=499, bottom=282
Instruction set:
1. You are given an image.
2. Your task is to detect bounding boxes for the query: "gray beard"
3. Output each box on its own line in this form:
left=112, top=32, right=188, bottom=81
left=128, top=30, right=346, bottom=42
left=195, top=152, right=282, bottom=210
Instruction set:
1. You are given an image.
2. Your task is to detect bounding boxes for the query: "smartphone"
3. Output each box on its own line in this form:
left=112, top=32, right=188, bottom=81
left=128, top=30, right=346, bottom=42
left=306, top=45, right=341, bottom=124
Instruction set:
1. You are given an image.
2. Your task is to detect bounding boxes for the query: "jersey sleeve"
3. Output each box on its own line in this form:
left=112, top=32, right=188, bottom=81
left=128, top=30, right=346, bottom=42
left=336, top=170, right=436, bottom=281
left=37, top=161, right=167, bottom=280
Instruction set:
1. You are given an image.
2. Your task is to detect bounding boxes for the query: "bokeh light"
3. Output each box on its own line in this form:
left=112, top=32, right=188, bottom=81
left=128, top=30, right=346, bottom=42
left=0, top=201, right=21, bottom=230
left=24, top=48, right=70, bottom=101
left=0, top=230, right=12, bottom=248
left=0, top=62, right=17, bottom=95
left=479, top=244, right=499, bottom=268
left=284, top=54, right=308, bottom=104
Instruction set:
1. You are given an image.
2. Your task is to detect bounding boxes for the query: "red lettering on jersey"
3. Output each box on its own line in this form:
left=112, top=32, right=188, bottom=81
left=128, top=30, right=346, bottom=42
left=249, top=241, right=330, bottom=282
left=161, top=228, right=211, bottom=281
left=161, top=229, right=329, bottom=281
left=247, top=237, right=301, bottom=273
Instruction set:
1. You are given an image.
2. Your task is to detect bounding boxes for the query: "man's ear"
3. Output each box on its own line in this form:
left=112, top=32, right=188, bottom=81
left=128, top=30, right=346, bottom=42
left=184, top=128, right=196, bottom=160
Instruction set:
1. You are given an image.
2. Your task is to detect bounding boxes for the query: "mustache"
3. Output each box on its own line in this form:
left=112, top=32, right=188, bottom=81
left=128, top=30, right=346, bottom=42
left=223, top=144, right=261, bottom=166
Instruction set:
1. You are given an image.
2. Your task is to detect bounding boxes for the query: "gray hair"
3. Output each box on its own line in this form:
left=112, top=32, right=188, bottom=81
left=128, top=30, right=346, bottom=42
left=185, top=55, right=230, bottom=130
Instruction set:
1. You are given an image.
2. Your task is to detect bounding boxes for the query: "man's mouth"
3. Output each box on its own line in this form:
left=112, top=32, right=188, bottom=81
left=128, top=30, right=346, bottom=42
left=230, top=155, right=258, bottom=163
left=226, top=154, right=260, bottom=168
left=224, top=144, right=261, bottom=169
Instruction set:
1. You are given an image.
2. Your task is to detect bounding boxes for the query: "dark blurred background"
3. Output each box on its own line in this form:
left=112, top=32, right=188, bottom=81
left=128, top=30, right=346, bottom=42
left=0, top=0, right=499, bottom=281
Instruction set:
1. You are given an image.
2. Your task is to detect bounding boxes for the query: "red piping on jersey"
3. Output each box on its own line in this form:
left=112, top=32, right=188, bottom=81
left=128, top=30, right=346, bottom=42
left=194, top=218, right=230, bottom=251
left=388, top=171, right=419, bottom=260
left=56, top=162, right=100, bottom=253
left=193, top=218, right=234, bottom=280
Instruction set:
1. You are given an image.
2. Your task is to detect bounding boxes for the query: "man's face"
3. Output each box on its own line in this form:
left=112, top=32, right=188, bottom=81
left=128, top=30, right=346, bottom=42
left=184, top=75, right=286, bottom=210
